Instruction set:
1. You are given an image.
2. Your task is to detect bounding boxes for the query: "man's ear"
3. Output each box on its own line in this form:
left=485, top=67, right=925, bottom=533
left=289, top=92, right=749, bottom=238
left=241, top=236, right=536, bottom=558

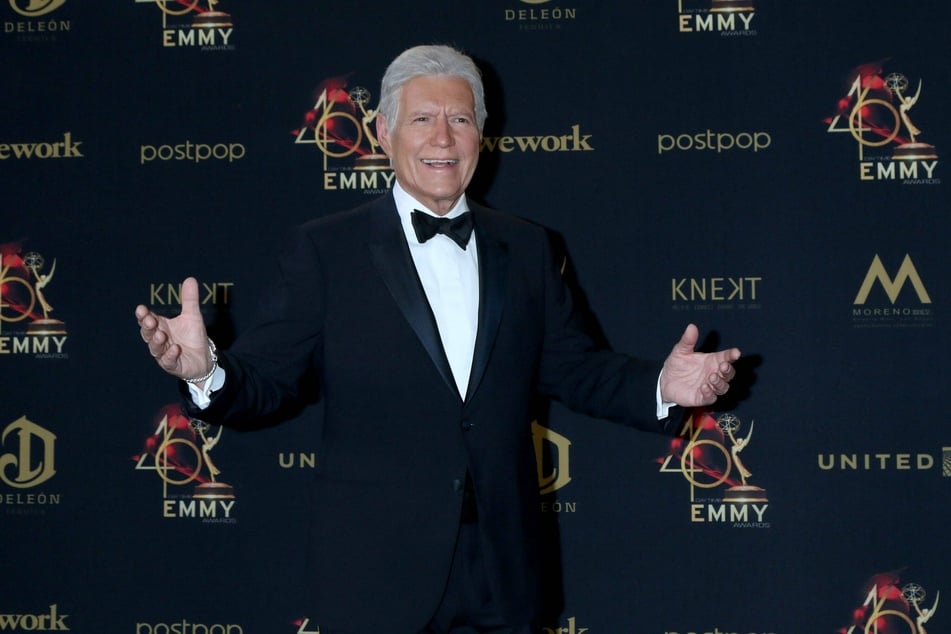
left=376, top=115, right=391, bottom=156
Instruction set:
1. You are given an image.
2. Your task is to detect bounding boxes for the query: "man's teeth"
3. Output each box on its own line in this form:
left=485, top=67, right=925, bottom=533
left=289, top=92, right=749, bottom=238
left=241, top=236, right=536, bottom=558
left=422, top=159, right=457, bottom=166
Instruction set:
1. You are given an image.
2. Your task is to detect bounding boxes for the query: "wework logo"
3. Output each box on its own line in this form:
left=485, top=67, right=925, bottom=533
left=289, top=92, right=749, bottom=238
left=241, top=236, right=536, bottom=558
left=480, top=124, right=593, bottom=153
left=0, top=605, right=69, bottom=631
left=0, top=133, right=83, bottom=160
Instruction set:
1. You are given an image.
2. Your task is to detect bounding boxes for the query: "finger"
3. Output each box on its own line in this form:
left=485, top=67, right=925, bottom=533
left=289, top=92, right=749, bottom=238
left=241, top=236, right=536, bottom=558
left=675, top=323, right=699, bottom=353
left=709, top=373, right=729, bottom=395
left=147, top=328, right=169, bottom=358
left=719, top=360, right=736, bottom=380
left=136, top=308, right=154, bottom=331
left=137, top=307, right=163, bottom=343
left=157, top=343, right=182, bottom=372
left=698, top=383, right=716, bottom=405
left=181, top=277, right=201, bottom=318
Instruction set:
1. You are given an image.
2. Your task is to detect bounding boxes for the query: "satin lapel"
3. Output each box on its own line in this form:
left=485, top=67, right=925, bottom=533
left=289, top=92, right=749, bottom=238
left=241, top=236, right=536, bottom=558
left=367, top=202, right=459, bottom=398
left=466, top=212, right=508, bottom=401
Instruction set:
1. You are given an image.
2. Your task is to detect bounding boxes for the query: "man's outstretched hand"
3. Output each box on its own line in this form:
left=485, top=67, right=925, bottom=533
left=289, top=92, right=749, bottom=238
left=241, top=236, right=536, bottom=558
left=135, top=277, right=213, bottom=383
left=660, top=324, right=741, bottom=407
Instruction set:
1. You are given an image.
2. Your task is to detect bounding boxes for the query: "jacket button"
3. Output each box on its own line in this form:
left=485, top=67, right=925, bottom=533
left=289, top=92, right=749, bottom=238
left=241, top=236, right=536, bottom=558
left=461, top=420, right=473, bottom=431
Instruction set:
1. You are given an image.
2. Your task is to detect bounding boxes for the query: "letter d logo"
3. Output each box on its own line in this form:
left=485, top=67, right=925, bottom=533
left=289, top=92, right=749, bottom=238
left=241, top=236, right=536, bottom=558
left=9, top=0, right=68, bottom=17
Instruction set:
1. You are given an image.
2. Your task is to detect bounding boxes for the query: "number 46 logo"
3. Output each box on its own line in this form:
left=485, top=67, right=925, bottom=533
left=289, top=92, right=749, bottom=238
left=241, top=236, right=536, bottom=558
left=844, top=582, right=939, bottom=634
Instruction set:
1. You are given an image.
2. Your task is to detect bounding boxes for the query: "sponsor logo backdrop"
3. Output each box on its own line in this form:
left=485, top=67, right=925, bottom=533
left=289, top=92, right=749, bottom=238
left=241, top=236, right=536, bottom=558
left=3, top=0, right=947, bottom=631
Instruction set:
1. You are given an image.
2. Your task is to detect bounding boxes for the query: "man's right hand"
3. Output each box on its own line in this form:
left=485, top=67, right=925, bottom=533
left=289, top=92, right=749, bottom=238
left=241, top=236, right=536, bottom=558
left=135, top=277, right=213, bottom=383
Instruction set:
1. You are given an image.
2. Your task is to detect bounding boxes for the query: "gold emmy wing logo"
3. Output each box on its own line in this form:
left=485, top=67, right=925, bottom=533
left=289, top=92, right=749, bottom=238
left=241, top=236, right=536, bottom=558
left=134, top=405, right=236, bottom=520
left=134, top=0, right=230, bottom=27
left=1, top=245, right=68, bottom=352
left=293, top=79, right=389, bottom=168
left=293, top=77, right=396, bottom=192
left=659, top=411, right=769, bottom=526
left=826, top=63, right=939, bottom=183
left=841, top=574, right=940, bottom=634
left=134, top=0, right=234, bottom=48
left=8, top=0, right=66, bottom=17
left=0, top=416, right=56, bottom=489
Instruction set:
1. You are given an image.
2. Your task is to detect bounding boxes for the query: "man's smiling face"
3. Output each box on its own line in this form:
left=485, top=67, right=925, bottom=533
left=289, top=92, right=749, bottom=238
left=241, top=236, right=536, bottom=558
left=377, top=75, right=481, bottom=215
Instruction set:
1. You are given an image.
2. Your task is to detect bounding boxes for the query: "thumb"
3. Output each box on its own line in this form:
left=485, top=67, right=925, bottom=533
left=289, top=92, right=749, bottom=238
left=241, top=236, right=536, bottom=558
left=676, top=323, right=700, bottom=353
left=180, top=277, right=202, bottom=318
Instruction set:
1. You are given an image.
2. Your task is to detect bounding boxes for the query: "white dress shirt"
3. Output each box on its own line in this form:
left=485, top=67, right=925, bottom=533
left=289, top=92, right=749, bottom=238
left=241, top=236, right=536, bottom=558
left=392, top=182, right=480, bottom=398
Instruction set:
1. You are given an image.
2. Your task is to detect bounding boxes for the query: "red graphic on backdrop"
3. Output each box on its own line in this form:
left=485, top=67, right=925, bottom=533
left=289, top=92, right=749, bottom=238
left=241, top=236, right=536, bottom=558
left=293, top=76, right=390, bottom=170
left=825, top=60, right=939, bottom=183
left=133, top=404, right=236, bottom=518
left=838, top=570, right=940, bottom=634
left=1, top=240, right=67, bottom=342
left=0, top=241, right=42, bottom=324
left=658, top=410, right=770, bottom=527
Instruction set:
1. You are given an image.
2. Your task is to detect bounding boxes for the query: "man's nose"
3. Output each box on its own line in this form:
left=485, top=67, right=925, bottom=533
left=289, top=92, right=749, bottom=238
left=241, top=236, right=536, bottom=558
left=430, top=116, right=453, bottom=146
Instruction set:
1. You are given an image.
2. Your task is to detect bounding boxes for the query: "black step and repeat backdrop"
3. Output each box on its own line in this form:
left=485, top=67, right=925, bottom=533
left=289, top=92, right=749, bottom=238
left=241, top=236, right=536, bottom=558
left=3, top=1, right=948, bottom=632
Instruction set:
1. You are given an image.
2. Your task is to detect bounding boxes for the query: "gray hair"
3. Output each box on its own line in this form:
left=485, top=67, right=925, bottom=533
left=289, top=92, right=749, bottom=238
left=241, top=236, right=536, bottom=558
left=378, top=45, right=487, bottom=132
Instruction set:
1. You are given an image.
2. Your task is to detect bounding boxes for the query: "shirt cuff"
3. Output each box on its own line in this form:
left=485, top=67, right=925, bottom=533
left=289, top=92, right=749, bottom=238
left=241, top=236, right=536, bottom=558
left=186, top=365, right=226, bottom=410
left=656, top=371, right=675, bottom=419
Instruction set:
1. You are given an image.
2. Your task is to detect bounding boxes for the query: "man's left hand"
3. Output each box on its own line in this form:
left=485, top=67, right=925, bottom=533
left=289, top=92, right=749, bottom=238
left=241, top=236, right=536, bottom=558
left=660, top=324, right=741, bottom=407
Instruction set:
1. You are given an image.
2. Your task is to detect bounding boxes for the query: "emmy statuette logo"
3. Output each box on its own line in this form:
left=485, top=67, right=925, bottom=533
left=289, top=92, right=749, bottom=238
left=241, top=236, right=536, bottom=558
left=659, top=411, right=770, bottom=527
left=826, top=62, right=940, bottom=184
left=134, top=0, right=234, bottom=49
left=841, top=574, right=940, bottom=634
left=134, top=406, right=237, bottom=522
left=293, top=76, right=396, bottom=193
left=0, top=244, right=68, bottom=358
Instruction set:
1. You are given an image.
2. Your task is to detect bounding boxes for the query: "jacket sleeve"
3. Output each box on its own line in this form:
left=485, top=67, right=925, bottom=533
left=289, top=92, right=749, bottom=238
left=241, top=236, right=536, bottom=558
left=533, top=230, right=685, bottom=436
left=180, top=225, right=326, bottom=430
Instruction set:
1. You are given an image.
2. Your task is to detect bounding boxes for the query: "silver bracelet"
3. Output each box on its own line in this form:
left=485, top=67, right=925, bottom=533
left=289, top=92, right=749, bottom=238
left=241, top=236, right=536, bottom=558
left=183, top=338, right=218, bottom=384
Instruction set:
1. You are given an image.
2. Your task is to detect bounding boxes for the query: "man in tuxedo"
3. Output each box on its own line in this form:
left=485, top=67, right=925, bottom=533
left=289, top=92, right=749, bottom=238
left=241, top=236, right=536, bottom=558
left=136, top=45, right=741, bottom=634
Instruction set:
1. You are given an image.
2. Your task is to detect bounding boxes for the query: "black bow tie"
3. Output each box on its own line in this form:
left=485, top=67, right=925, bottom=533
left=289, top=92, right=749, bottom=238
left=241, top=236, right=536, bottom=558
left=411, top=210, right=474, bottom=249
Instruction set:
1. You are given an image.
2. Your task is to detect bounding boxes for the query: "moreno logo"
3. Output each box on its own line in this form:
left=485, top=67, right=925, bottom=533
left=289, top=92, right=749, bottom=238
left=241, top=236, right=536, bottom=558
left=0, top=133, right=83, bottom=160
left=0, top=605, right=69, bottom=631
left=854, top=254, right=931, bottom=305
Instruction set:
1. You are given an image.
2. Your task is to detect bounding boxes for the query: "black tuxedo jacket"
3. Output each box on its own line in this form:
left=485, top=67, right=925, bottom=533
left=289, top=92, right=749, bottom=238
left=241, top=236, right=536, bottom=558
left=185, top=194, right=680, bottom=633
